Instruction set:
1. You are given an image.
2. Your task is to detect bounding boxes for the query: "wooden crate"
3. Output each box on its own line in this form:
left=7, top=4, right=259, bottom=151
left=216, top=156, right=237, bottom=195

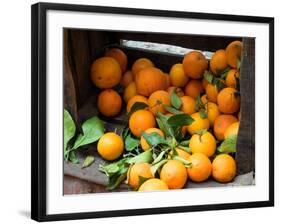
left=63, top=29, right=255, bottom=194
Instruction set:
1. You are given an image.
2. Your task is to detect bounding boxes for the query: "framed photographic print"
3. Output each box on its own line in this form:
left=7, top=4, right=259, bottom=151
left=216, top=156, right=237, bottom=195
left=31, top=2, right=274, bottom=222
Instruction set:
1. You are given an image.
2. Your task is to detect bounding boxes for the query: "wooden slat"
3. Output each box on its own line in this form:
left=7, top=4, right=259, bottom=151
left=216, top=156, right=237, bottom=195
left=236, top=38, right=255, bottom=174
left=69, top=30, right=93, bottom=107
left=113, top=32, right=242, bottom=52
left=63, top=30, right=78, bottom=123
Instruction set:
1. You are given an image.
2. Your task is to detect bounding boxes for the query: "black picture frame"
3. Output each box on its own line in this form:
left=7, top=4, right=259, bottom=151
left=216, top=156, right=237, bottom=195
left=31, top=2, right=274, bottom=222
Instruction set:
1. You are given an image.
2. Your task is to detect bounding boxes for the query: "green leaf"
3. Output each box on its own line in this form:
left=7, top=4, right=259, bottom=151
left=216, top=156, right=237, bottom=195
left=164, top=105, right=184, bottom=115
left=172, top=156, right=192, bottom=167
left=156, top=112, right=175, bottom=138
left=219, top=67, right=231, bottom=79
left=204, top=71, right=214, bottom=84
left=68, top=151, right=79, bottom=164
left=99, top=158, right=127, bottom=177
left=107, top=171, right=128, bottom=190
left=213, top=78, right=225, bottom=91
left=126, top=150, right=153, bottom=164
left=237, top=58, right=241, bottom=70
left=195, top=95, right=205, bottom=111
left=150, top=159, right=168, bottom=176
left=142, top=132, right=167, bottom=148
left=171, top=89, right=182, bottom=109
left=82, top=155, right=95, bottom=168
left=73, top=116, right=104, bottom=149
left=199, top=109, right=208, bottom=119
left=217, top=135, right=237, bottom=154
left=64, top=109, right=76, bottom=152
left=167, top=114, right=194, bottom=127
left=128, top=102, right=148, bottom=116
left=179, top=140, right=190, bottom=147
left=177, top=145, right=192, bottom=153
left=152, top=150, right=167, bottom=165
left=125, top=133, right=140, bottom=151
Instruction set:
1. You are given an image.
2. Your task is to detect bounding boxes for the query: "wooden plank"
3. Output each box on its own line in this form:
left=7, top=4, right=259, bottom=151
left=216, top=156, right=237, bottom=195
left=113, top=32, right=242, bottom=52
left=236, top=38, right=255, bottom=174
left=63, top=30, right=78, bottom=123
left=69, top=30, right=93, bottom=108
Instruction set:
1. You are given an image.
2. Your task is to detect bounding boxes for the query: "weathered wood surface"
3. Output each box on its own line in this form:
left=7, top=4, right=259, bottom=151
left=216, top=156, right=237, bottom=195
left=236, top=38, right=255, bottom=174
left=113, top=32, right=242, bottom=52
left=69, top=30, right=93, bottom=107
left=63, top=30, right=78, bottom=123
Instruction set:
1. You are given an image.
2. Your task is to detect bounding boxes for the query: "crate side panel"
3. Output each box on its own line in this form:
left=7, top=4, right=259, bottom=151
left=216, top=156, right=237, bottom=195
left=236, top=38, right=255, bottom=174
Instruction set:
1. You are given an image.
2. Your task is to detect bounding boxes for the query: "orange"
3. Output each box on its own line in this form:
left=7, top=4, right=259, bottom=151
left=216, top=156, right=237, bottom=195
left=97, top=89, right=122, bottom=117
left=126, top=95, right=148, bottom=113
left=186, top=112, right=210, bottom=135
left=217, top=87, right=240, bottom=114
left=97, top=132, right=124, bottom=161
left=148, top=90, right=171, bottom=115
left=205, top=102, right=221, bottom=126
left=120, top=70, right=134, bottom=87
left=123, top=82, right=138, bottom=103
left=140, top=128, right=164, bottom=151
left=213, top=115, right=238, bottom=141
left=129, top=109, right=156, bottom=137
left=160, top=160, right=188, bottom=189
left=169, top=63, right=189, bottom=87
left=132, top=58, right=154, bottom=78
left=210, top=49, right=228, bottom=75
left=128, top=163, right=154, bottom=189
left=138, top=178, right=169, bottom=192
left=91, top=57, right=122, bottom=89
left=225, top=69, right=240, bottom=88
left=189, top=131, right=216, bottom=157
left=206, top=83, right=219, bottom=103
left=135, top=67, right=167, bottom=97
left=167, top=86, right=184, bottom=97
left=183, top=51, right=208, bottom=79
left=201, top=94, right=208, bottom=105
left=180, top=96, right=196, bottom=115
left=104, top=48, right=127, bottom=73
left=187, top=153, right=212, bottom=182
left=184, top=79, right=204, bottom=99
left=202, top=78, right=208, bottom=89
left=226, top=40, right=243, bottom=68
left=212, top=154, right=236, bottom=183
left=224, top=122, right=240, bottom=139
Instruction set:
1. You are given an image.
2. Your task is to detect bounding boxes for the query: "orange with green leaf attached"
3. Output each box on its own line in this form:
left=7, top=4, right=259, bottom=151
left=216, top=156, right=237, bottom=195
left=189, top=131, right=216, bottom=157
left=140, top=128, right=164, bottom=151
left=186, top=112, right=210, bottom=135
left=127, top=163, right=154, bottom=189
left=148, top=90, right=171, bottom=115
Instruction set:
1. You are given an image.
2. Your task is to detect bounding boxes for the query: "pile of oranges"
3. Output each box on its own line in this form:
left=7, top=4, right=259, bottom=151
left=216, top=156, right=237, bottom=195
left=91, top=40, right=242, bottom=191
